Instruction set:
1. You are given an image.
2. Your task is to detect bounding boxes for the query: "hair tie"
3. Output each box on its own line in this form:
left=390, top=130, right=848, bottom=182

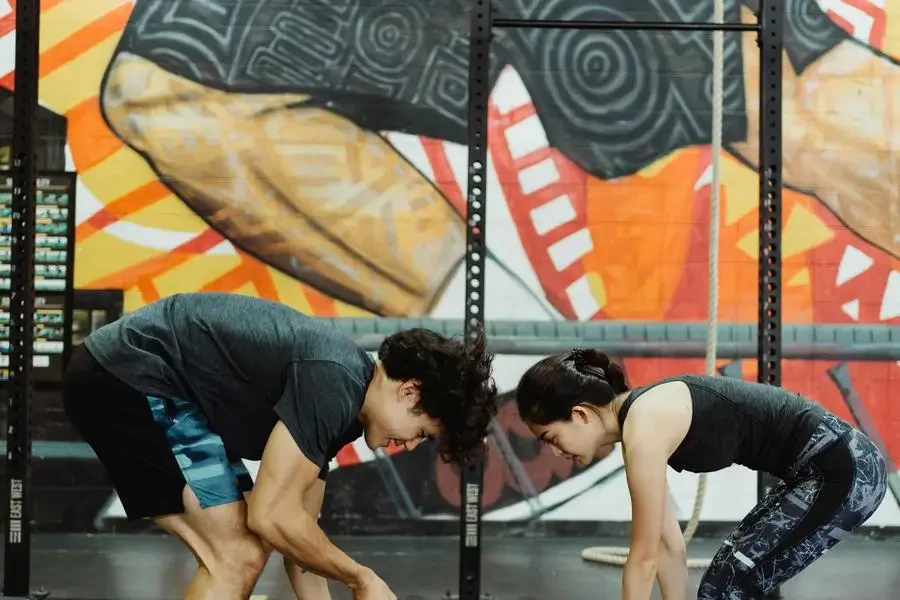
left=568, top=348, right=606, bottom=379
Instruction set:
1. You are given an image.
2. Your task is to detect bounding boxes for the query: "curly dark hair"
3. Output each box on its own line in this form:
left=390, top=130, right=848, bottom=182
left=378, top=326, right=498, bottom=464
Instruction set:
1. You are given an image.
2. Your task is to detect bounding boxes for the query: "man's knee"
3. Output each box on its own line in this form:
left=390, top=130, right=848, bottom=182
left=211, top=536, right=270, bottom=584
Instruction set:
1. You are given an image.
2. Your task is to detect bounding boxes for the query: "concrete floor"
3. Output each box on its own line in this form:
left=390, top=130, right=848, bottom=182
left=6, top=534, right=899, bottom=599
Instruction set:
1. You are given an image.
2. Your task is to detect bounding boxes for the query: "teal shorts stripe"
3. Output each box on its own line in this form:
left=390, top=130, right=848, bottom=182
left=146, top=395, right=253, bottom=509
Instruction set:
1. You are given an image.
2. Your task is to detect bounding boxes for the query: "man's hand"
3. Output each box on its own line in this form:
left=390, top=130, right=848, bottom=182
left=247, top=421, right=379, bottom=591
left=352, top=569, right=398, bottom=600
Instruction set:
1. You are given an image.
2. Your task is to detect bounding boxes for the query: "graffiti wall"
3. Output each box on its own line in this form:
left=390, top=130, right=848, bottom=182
left=1, top=0, right=899, bottom=531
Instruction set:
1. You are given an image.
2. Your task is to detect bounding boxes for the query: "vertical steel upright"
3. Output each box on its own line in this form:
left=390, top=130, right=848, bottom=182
left=3, top=0, right=39, bottom=597
left=463, top=1, right=777, bottom=597
left=458, top=1, right=492, bottom=598
left=756, top=0, right=784, bottom=596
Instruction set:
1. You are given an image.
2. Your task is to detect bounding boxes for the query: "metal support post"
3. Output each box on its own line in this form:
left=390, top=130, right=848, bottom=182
left=457, top=1, right=492, bottom=599
left=756, top=0, right=784, bottom=597
left=3, top=0, right=40, bottom=598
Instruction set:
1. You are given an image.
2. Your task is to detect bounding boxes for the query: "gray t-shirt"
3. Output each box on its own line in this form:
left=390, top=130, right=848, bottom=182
left=83, top=292, right=374, bottom=472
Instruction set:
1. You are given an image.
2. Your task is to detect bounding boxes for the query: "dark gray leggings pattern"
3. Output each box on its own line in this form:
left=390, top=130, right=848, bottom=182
left=697, top=413, right=888, bottom=599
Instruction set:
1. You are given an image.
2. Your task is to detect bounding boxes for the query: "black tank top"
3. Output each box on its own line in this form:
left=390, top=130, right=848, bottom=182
left=617, top=375, right=826, bottom=479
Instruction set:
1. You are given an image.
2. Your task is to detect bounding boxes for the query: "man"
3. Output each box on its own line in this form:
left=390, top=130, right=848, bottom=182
left=63, top=292, right=498, bottom=600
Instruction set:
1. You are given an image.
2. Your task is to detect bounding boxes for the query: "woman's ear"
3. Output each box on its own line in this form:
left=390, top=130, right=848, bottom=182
left=571, top=405, right=592, bottom=424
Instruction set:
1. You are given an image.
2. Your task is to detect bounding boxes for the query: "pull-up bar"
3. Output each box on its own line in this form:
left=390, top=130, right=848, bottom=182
left=492, top=18, right=759, bottom=32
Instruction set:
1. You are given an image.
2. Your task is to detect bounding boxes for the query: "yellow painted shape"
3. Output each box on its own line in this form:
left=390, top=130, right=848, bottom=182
left=885, top=0, right=900, bottom=59
left=39, top=35, right=120, bottom=114
left=80, top=146, right=161, bottom=206
left=123, top=287, right=147, bottom=312
left=585, top=272, right=608, bottom=312
left=334, top=300, right=375, bottom=318
left=782, top=203, right=835, bottom=258
left=73, top=233, right=161, bottom=285
left=153, top=255, right=243, bottom=298
left=788, top=267, right=811, bottom=287
left=722, top=157, right=759, bottom=225
left=270, top=270, right=314, bottom=313
left=126, top=195, right=208, bottom=231
left=737, top=203, right=834, bottom=259
left=40, top=0, right=127, bottom=52
left=736, top=229, right=759, bottom=259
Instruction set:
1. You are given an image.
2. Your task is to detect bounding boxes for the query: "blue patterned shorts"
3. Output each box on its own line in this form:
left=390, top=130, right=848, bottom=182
left=146, top=395, right=254, bottom=509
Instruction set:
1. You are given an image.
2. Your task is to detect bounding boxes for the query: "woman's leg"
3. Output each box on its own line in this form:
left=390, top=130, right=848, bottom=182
left=698, top=418, right=888, bottom=599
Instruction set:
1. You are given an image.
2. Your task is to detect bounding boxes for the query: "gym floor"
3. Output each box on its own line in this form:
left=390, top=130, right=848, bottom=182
left=7, top=533, right=899, bottom=599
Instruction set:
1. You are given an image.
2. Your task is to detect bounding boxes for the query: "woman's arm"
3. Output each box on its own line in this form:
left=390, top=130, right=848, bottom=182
left=656, top=490, right=688, bottom=600
left=620, top=382, right=692, bottom=600
left=622, top=442, right=668, bottom=599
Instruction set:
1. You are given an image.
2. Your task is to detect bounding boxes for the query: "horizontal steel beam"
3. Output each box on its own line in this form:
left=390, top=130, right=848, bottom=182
left=320, top=319, right=899, bottom=361
left=491, top=18, right=759, bottom=32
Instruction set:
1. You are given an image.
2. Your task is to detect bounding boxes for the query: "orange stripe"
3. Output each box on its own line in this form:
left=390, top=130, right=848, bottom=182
left=66, top=96, right=123, bottom=171
left=38, top=3, right=131, bottom=78
left=85, top=228, right=224, bottom=289
left=75, top=180, right=171, bottom=242
left=136, top=276, right=161, bottom=303
left=249, top=261, right=279, bottom=300
left=199, top=260, right=255, bottom=293
left=303, top=285, right=337, bottom=316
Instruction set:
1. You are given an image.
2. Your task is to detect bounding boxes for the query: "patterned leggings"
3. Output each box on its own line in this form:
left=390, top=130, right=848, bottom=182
left=698, top=413, right=888, bottom=599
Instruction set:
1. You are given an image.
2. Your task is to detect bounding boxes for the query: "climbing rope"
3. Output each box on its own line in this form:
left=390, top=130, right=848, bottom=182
left=581, top=0, right=725, bottom=569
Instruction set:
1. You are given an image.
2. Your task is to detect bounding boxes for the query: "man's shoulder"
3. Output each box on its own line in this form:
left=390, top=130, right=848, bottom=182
left=168, top=292, right=303, bottom=317
left=294, top=349, right=374, bottom=388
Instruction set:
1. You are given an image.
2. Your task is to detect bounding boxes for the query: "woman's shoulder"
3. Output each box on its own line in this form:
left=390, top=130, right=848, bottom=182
left=621, top=379, right=693, bottom=450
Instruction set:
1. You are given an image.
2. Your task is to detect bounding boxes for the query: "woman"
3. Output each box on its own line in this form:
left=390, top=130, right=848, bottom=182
left=515, top=349, right=888, bottom=600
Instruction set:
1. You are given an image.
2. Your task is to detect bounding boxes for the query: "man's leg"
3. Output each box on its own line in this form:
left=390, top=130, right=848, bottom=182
left=154, top=486, right=270, bottom=600
left=62, top=346, right=268, bottom=599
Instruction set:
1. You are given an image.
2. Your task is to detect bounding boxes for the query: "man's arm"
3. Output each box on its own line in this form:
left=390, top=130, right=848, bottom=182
left=655, top=488, right=688, bottom=600
left=283, top=477, right=332, bottom=599
left=246, top=421, right=372, bottom=590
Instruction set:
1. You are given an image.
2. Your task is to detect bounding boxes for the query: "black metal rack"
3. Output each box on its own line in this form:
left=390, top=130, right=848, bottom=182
left=3, top=0, right=40, bottom=597
left=3, top=0, right=785, bottom=598
left=456, top=2, right=783, bottom=599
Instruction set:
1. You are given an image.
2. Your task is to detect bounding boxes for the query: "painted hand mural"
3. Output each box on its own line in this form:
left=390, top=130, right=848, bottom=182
left=1, top=0, right=898, bottom=528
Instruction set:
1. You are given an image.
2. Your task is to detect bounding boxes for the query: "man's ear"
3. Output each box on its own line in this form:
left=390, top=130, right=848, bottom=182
left=398, top=379, right=420, bottom=402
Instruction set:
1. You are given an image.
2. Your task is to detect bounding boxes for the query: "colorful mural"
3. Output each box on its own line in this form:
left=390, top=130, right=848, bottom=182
left=1, top=0, right=898, bottom=530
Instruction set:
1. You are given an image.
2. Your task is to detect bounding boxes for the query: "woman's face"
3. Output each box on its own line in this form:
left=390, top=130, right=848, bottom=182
left=526, top=406, right=604, bottom=467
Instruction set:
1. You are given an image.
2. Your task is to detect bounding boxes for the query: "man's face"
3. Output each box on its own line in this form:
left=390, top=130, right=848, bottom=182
left=364, top=380, right=443, bottom=451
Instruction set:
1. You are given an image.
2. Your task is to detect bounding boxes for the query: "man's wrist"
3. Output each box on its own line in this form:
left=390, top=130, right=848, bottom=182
left=347, top=565, right=375, bottom=590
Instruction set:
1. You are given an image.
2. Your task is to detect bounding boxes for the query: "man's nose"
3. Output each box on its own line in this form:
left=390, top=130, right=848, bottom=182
left=404, top=438, right=425, bottom=451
